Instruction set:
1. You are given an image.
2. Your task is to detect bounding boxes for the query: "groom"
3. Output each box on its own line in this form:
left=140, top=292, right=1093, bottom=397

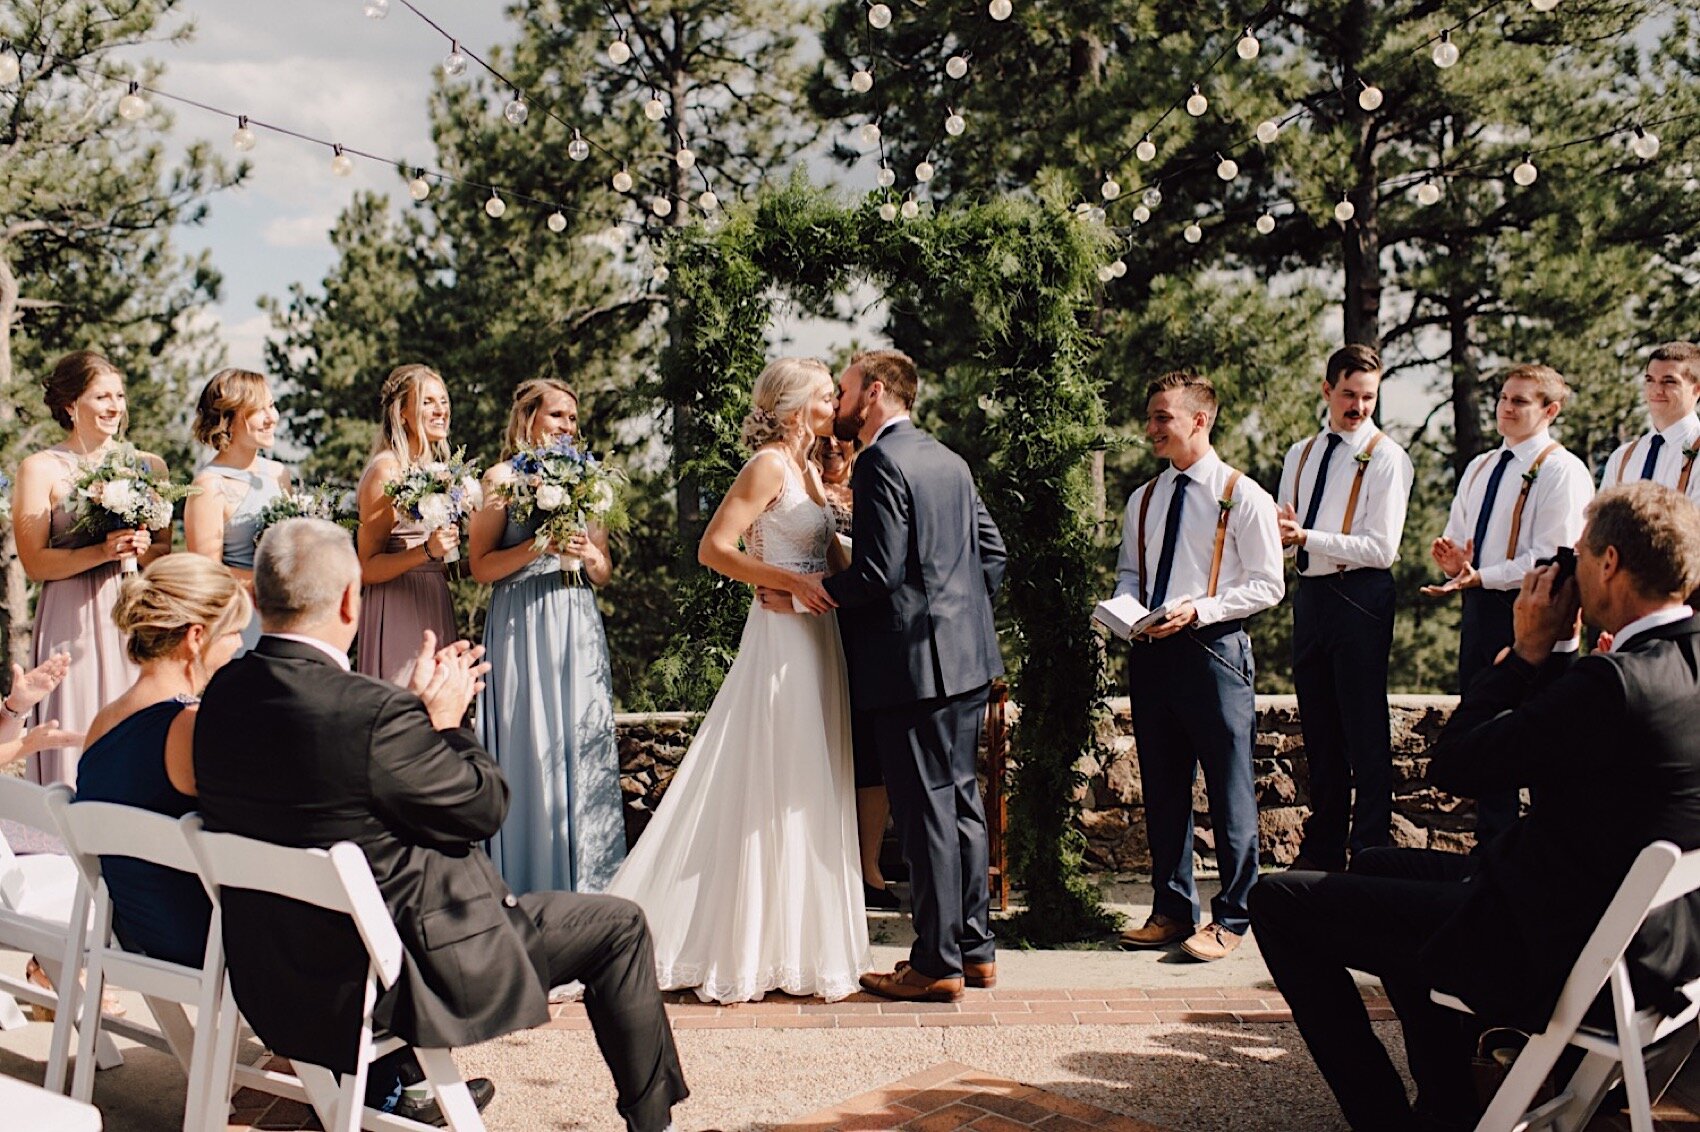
left=814, top=349, right=1007, bottom=1003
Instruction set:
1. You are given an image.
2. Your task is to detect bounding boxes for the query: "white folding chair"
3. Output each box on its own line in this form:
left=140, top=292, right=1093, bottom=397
left=182, top=815, right=487, bottom=1132
left=1433, top=840, right=1700, bottom=1132
left=45, top=791, right=308, bottom=1130
left=0, top=776, right=125, bottom=1090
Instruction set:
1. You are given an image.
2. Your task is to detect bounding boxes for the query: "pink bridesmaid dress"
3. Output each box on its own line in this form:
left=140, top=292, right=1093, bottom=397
left=355, top=516, right=458, bottom=684
left=28, top=448, right=139, bottom=786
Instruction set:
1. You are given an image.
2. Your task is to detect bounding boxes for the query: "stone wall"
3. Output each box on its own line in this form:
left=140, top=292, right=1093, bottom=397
left=615, top=694, right=1469, bottom=869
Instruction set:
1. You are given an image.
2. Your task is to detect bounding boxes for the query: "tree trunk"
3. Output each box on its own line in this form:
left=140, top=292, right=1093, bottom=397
left=1340, top=0, right=1382, bottom=351
left=666, top=17, right=701, bottom=558
left=0, top=247, right=32, bottom=669
left=1447, top=295, right=1486, bottom=479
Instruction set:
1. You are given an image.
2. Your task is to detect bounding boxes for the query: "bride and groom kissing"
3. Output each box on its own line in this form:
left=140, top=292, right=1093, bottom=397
left=604, top=349, right=1007, bottom=1004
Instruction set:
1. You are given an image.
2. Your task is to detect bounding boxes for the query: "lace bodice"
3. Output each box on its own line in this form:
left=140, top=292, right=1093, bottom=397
left=746, top=452, right=832, bottom=574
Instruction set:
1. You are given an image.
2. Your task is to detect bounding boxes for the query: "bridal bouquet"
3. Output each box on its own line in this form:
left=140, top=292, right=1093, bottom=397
left=383, top=451, right=482, bottom=564
left=252, top=484, right=360, bottom=546
left=487, top=437, right=628, bottom=579
left=68, top=445, right=196, bottom=573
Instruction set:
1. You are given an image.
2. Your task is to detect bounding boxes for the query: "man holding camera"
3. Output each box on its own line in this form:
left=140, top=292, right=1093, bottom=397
left=1251, top=482, right=1700, bottom=1132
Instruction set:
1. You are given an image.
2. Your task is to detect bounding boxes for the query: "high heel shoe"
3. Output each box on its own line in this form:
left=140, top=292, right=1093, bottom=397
left=863, top=881, right=900, bottom=911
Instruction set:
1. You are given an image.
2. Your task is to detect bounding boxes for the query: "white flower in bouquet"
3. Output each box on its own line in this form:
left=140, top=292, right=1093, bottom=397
left=146, top=499, right=173, bottom=529
left=486, top=463, right=519, bottom=488
left=417, top=492, right=455, bottom=530
left=459, top=475, right=484, bottom=510
left=587, top=480, right=616, bottom=515
left=68, top=444, right=196, bottom=573
left=536, top=483, right=566, bottom=511
left=101, top=478, right=137, bottom=513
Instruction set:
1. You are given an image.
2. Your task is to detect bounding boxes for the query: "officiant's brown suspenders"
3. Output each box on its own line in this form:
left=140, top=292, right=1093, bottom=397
left=1464, top=442, right=1561, bottom=561
left=1614, top=436, right=1698, bottom=491
left=1135, top=469, right=1244, bottom=606
left=1290, top=432, right=1384, bottom=571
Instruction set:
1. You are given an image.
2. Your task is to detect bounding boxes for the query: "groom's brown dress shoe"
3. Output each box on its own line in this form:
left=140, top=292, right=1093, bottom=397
left=894, top=959, right=997, bottom=989
left=860, top=966, right=965, bottom=1003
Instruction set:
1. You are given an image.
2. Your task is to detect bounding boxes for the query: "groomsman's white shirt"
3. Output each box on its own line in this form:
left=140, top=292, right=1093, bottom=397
left=1598, top=414, right=1700, bottom=501
left=1276, top=424, right=1415, bottom=576
left=1442, top=429, right=1594, bottom=593
left=1113, top=448, right=1285, bottom=626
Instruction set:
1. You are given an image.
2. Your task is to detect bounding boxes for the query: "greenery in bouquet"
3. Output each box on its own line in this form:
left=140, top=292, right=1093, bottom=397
left=253, top=484, right=360, bottom=545
left=487, top=437, right=629, bottom=576
left=69, top=444, right=195, bottom=538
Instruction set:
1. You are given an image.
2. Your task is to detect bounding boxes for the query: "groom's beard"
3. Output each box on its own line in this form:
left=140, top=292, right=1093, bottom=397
left=833, top=406, right=864, bottom=442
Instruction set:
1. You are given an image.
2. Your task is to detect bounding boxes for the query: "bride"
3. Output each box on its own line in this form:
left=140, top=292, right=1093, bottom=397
left=604, top=356, right=871, bottom=1002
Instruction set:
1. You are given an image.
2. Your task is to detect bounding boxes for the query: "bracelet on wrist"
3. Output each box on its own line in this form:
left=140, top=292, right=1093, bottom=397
left=0, top=697, right=26, bottom=721
left=422, top=544, right=440, bottom=563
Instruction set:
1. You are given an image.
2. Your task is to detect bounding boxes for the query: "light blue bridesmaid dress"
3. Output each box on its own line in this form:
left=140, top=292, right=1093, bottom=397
left=480, top=513, right=626, bottom=894
left=203, top=459, right=284, bottom=653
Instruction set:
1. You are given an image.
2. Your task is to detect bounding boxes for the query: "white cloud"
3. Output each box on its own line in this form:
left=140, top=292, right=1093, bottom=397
left=262, top=209, right=342, bottom=249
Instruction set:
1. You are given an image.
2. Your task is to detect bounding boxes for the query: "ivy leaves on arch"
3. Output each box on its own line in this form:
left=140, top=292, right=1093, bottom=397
left=653, top=178, right=1118, bottom=941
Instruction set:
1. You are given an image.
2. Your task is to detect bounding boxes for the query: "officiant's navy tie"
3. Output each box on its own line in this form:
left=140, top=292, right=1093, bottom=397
left=1641, top=434, right=1666, bottom=481
left=1296, top=433, right=1342, bottom=573
left=1150, top=474, right=1189, bottom=606
left=1470, top=449, right=1517, bottom=568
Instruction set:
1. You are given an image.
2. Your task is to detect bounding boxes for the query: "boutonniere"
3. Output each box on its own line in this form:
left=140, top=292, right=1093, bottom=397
left=1683, top=444, right=1699, bottom=462
left=1218, top=494, right=1238, bottom=512
left=1521, top=462, right=1542, bottom=485
left=1353, top=448, right=1374, bottom=466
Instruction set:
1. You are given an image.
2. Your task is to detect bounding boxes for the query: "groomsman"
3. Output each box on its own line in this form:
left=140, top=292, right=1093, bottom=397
left=1275, top=346, right=1414, bottom=872
left=1422, top=364, right=1593, bottom=844
left=1599, top=341, right=1700, bottom=502
left=1114, top=372, right=1284, bottom=961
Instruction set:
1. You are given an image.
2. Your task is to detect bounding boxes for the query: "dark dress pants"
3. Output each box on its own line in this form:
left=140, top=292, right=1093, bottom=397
left=1127, top=622, right=1259, bottom=934
left=1458, top=589, right=1520, bottom=845
left=871, top=683, right=994, bottom=980
left=520, top=892, right=688, bottom=1132
left=1249, top=850, right=1482, bottom=1132
left=1293, top=569, right=1396, bottom=867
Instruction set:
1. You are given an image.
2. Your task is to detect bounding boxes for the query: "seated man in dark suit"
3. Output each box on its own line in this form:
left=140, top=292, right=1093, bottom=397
left=194, top=518, right=687, bottom=1132
left=1251, top=481, right=1700, bottom=1132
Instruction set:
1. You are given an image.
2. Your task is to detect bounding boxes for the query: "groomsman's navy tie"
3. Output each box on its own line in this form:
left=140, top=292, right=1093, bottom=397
left=1470, top=449, right=1517, bottom=568
left=1150, top=475, right=1189, bottom=606
left=1641, top=434, right=1666, bottom=481
left=1296, top=433, right=1342, bottom=573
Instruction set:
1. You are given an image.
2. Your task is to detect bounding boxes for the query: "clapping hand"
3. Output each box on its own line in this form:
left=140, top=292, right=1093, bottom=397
left=1275, top=503, right=1306, bottom=549
left=1421, top=537, right=1479, bottom=597
left=400, top=630, right=490, bottom=730
left=20, top=721, right=83, bottom=759
left=8, top=654, right=71, bottom=715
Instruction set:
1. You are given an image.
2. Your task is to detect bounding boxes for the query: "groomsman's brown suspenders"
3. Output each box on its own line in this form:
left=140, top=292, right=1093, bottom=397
left=1290, top=432, right=1384, bottom=571
left=1614, top=436, right=1698, bottom=491
left=1135, top=469, right=1244, bottom=606
left=1464, top=442, right=1562, bottom=561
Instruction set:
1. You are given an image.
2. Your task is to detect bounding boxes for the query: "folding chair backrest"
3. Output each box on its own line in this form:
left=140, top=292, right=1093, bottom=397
left=181, top=816, right=404, bottom=989
left=50, top=798, right=202, bottom=892
left=0, top=777, right=62, bottom=910
left=1546, top=841, right=1688, bottom=1034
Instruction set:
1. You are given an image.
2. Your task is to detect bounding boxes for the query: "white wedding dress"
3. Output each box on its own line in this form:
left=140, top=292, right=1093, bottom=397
left=605, top=451, right=871, bottom=1002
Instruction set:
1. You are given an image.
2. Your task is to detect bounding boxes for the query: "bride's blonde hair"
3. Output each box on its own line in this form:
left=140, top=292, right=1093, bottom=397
left=742, top=357, right=831, bottom=451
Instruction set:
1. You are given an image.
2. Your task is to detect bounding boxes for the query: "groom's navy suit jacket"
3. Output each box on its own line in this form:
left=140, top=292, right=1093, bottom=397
left=825, top=419, right=1006, bottom=710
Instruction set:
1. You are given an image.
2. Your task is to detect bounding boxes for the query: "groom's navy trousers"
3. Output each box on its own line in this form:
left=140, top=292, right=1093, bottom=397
left=1129, top=621, right=1260, bottom=934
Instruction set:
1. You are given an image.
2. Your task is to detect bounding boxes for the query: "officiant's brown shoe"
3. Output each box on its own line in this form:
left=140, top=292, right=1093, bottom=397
left=896, top=959, right=997, bottom=989
left=860, top=966, right=964, bottom=1003
left=1118, top=913, right=1195, bottom=949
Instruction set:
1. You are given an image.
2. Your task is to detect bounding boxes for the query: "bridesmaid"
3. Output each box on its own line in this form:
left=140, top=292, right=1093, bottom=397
left=183, top=369, right=289, bottom=653
left=355, top=364, right=459, bottom=683
left=469, top=379, right=624, bottom=894
left=12, top=350, right=170, bottom=785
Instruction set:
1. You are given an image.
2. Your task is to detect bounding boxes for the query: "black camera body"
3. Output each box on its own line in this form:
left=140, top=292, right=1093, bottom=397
left=1536, top=546, right=1577, bottom=590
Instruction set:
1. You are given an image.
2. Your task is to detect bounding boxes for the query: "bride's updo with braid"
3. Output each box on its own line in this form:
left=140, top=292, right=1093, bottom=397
left=742, top=357, right=832, bottom=451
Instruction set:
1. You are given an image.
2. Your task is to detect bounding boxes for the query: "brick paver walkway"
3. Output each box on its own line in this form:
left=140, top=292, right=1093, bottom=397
left=539, top=986, right=1394, bottom=1031
left=776, top=1061, right=1172, bottom=1132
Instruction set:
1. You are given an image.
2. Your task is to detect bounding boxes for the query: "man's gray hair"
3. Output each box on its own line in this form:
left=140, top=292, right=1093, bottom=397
left=254, top=518, right=360, bottom=629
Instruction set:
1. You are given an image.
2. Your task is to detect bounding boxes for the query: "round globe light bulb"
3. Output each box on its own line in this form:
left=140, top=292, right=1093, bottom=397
left=698, top=190, right=719, bottom=211
left=443, top=48, right=467, bottom=77
left=868, top=3, right=892, bottom=29
left=1357, top=84, right=1384, bottom=112
left=944, top=112, right=965, bottom=137
left=1135, top=136, right=1157, bottom=162
left=1088, top=206, right=1106, bottom=225
left=485, top=193, right=506, bottom=218
left=1110, top=259, right=1127, bottom=278
left=330, top=151, right=354, bottom=177
left=0, top=51, right=19, bottom=85
left=1096, top=265, right=1114, bottom=283
left=675, top=147, right=696, bottom=169
left=1141, top=186, right=1162, bottom=209
left=1334, top=198, right=1356, bottom=223
left=232, top=124, right=256, bottom=152
left=118, top=92, right=146, bottom=121
left=851, top=69, right=873, bottom=93
left=901, top=198, right=919, bottom=219
left=877, top=165, right=896, bottom=188
left=652, top=196, right=672, bottom=217
left=1237, top=34, right=1260, bottom=60
left=1100, top=179, right=1120, bottom=201
left=1256, top=119, right=1280, bottom=144
left=408, top=176, right=430, bottom=201
left=568, top=133, right=590, bottom=162
left=1186, top=90, right=1208, bottom=117
left=612, top=169, right=634, bottom=193
left=1217, top=156, right=1239, bottom=181
left=1183, top=223, right=1203, bottom=244
left=608, top=38, right=632, bottom=65
left=859, top=122, right=881, bottom=145
left=1255, top=212, right=1276, bottom=234
left=363, top=0, right=389, bottom=18
left=1132, top=204, right=1150, bottom=223
left=1416, top=180, right=1443, bottom=206
left=1432, top=39, right=1459, bottom=69
left=1532, top=0, right=1560, bottom=11
left=916, top=160, right=935, bottom=182
left=547, top=211, right=567, bottom=233
left=879, top=201, right=898, bottom=222
left=643, top=98, right=666, bottom=121
left=1513, top=159, right=1538, bottom=186
left=505, top=97, right=529, bottom=126
left=652, top=265, right=670, bottom=284
left=946, top=55, right=968, bottom=79
left=989, top=0, right=1013, bottom=21
left=1632, top=130, right=1661, bottom=160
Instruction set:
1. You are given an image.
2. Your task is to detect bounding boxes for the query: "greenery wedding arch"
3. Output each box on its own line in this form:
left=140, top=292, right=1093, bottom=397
left=653, top=179, right=1116, bottom=941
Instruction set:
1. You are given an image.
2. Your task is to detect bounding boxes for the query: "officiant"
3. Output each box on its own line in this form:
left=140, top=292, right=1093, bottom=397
left=1274, top=346, right=1413, bottom=872
left=1111, top=372, right=1284, bottom=961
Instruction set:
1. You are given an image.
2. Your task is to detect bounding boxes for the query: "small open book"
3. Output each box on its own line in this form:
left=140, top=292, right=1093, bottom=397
left=1091, top=593, right=1191, bottom=640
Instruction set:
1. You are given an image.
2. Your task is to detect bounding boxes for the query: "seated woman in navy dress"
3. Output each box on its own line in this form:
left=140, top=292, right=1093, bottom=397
left=76, top=553, right=249, bottom=966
